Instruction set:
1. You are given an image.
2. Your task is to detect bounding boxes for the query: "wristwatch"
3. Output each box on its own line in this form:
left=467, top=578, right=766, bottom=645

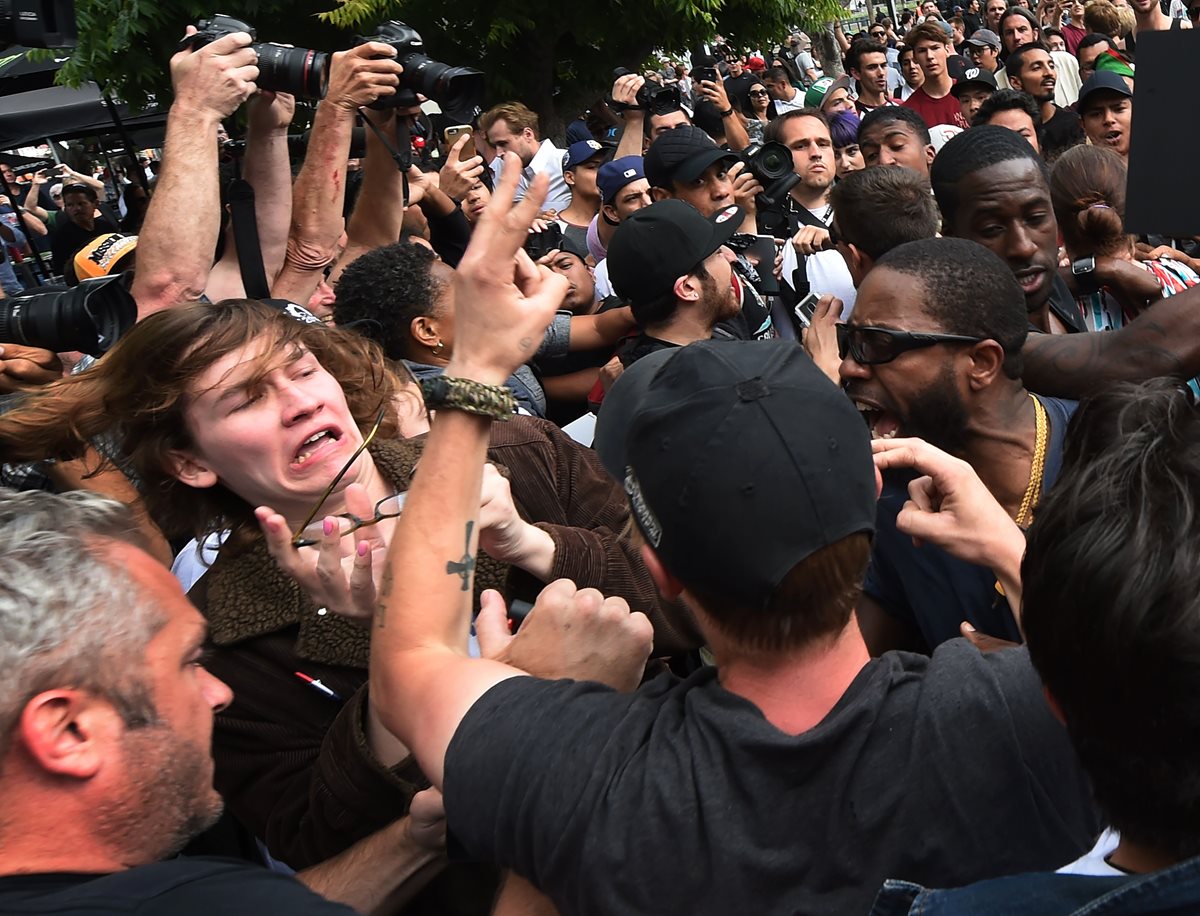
left=1071, top=256, right=1099, bottom=295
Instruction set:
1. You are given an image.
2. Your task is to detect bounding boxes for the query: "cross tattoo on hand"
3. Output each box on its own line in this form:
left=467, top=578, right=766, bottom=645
left=446, top=521, right=476, bottom=591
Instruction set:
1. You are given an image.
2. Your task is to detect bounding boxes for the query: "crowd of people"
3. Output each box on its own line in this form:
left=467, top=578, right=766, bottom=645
left=0, top=2, right=1199, bottom=913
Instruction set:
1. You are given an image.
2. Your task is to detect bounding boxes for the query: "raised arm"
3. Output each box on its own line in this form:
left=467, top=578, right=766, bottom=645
left=1021, top=283, right=1200, bottom=398
left=270, top=43, right=402, bottom=305
left=205, top=91, right=297, bottom=301
left=131, top=29, right=259, bottom=320
left=368, top=160, right=652, bottom=787
left=612, top=74, right=648, bottom=160
left=22, top=173, right=50, bottom=221
left=326, top=107, right=406, bottom=287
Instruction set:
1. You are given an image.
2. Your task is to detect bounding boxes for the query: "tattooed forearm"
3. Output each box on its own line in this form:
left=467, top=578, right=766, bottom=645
left=446, top=520, right=477, bottom=592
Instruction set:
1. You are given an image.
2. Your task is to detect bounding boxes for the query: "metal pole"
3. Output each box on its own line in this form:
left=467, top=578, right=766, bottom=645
left=44, top=139, right=62, bottom=164
left=100, top=90, right=151, bottom=195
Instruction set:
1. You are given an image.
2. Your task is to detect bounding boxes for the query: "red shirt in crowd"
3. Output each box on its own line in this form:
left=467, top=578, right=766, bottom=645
left=902, top=84, right=969, bottom=129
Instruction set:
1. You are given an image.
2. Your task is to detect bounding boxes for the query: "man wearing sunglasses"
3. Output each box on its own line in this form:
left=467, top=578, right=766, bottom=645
left=841, top=237, right=1077, bottom=654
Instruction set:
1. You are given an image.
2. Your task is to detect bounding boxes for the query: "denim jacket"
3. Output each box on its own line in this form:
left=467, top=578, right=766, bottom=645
left=870, top=854, right=1200, bottom=915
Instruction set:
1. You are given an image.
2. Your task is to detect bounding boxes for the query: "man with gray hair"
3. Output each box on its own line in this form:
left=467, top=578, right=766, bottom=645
left=0, top=489, right=438, bottom=913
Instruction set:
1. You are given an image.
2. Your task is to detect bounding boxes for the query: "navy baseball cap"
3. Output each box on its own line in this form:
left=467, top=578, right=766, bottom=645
left=597, top=155, right=646, bottom=204
left=1077, top=70, right=1134, bottom=112
left=596, top=339, right=877, bottom=608
left=563, top=139, right=606, bottom=170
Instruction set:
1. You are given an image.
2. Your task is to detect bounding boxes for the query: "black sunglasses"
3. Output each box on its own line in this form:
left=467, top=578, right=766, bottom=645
left=748, top=89, right=770, bottom=96
left=837, top=324, right=985, bottom=365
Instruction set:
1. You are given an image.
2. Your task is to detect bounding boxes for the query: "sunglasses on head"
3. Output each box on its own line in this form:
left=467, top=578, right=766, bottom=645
left=836, top=324, right=986, bottom=365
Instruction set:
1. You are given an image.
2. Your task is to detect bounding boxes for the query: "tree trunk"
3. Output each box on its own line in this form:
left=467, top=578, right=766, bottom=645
left=817, top=23, right=845, bottom=76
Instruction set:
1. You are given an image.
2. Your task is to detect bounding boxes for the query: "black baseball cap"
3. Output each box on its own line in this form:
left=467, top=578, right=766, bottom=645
left=644, top=124, right=739, bottom=190
left=606, top=199, right=742, bottom=308
left=951, top=65, right=999, bottom=96
left=595, top=339, right=877, bottom=608
left=1077, top=70, right=1134, bottom=112
left=946, top=54, right=971, bottom=83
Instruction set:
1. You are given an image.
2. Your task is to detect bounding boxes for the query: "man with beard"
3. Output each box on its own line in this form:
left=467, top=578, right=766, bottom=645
left=0, top=490, right=440, bottom=913
left=643, top=126, right=776, bottom=340
left=1005, top=44, right=1084, bottom=161
left=606, top=199, right=745, bottom=368
left=995, top=7, right=1083, bottom=105
left=840, top=238, right=1077, bottom=654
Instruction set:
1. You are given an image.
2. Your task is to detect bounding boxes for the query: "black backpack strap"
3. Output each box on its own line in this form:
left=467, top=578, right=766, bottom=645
left=228, top=179, right=271, bottom=300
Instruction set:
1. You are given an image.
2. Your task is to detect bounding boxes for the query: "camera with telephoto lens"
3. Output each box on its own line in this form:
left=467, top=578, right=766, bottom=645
left=740, top=141, right=800, bottom=208
left=608, top=67, right=683, bottom=117
left=0, top=0, right=77, bottom=48
left=0, top=273, right=136, bottom=357
left=184, top=14, right=329, bottom=101
left=355, top=21, right=484, bottom=114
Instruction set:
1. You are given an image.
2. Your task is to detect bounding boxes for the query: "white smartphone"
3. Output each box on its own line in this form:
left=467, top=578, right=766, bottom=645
left=793, top=292, right=821, bottom=328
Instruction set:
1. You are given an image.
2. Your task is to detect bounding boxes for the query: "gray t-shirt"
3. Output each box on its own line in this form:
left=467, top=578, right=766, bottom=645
left=445, top=641, right=1099, bottom=915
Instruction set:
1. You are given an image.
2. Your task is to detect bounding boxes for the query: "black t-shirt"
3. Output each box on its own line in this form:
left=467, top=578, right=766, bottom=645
left=1041, top=105, right=1085, bottom=162
left=49, top=215, right=118, bottom=275
left=444, top=644, right=1100, bottom=916
left=0, top=857, right=354, bottom=914
left=723, top=71, right=758, bottom=107
left=865, top=395, right=1076, bottom=649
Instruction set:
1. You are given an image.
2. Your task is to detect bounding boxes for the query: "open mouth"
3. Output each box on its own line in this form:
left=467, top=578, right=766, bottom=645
left=854, top=399, right=902, bottom=440
left=292, top=428, right=343, bottom=468
left=1014, top=267, right=1046, bottom=296
left=1102, top=130, right=1122, bottom=145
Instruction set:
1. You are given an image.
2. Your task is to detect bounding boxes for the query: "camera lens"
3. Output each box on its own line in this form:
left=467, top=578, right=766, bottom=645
left=753, top=142, right=795, bottom=182
left=0, top=274, right=136, bottom=357
left=400, top=55, right=485, bottom=113
left=255, top=43, right=330, bottom=101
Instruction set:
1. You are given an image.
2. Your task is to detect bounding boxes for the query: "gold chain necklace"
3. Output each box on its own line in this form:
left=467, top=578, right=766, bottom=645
left=1014, top=393, right=1048, bottom=529
left=996, top=394, right=1049, bottom=599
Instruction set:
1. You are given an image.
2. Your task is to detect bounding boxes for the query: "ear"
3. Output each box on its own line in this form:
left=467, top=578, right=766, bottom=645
left=167, top=448, right=218, bottom=490
left=924, top=144, right=936, bottom=168
left=601, top=202, right=620, bottom=224
left=844, top=243, right=874, bottom=288
left=673, top=271, right=702, bottom=303
left=965, top=339, right=1006, bottom=391
left=563, top=169, right=576, bottom=188
left=19, top=690, right=116, bottom=780
left=410, top=314, right=440, bottom=348
left=650, top=186, right=671, bottom=203
left=639, top=543, right=684, bottom=599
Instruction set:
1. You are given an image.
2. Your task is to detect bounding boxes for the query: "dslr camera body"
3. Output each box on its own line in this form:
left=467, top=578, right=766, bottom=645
left=740, top=141, right=800, bottom=208
left=184, top=13, right=329, bottom=100
left=608, top=67, right=683, bottom=117
left=356, top=21, right=483, bottom=115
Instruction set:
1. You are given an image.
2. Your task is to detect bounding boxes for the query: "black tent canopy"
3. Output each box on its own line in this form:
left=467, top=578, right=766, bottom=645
left=0, top=82, right=166, bottom=150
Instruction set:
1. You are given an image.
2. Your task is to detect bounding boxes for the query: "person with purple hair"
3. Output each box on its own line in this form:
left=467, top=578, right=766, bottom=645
left=830, top=110, right=866, bottom=178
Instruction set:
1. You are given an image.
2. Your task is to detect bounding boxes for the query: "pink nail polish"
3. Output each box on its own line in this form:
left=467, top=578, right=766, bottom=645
left=323, top=518, right=335, bottom=536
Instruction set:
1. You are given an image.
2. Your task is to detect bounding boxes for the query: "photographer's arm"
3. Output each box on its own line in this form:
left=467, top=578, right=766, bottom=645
left=205, top=91, right=297, bottom=301
left=22, top=174, right=50, bottom=222
left=271, top=43, right=401, bottom=305
left=325, top=106, right=406, bottom=288
left=131, top=30, right=259, bottom=320
left=612, top=74, right=647, bottom=160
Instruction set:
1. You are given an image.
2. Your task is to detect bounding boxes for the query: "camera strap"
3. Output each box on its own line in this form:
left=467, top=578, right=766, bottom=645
left=228, top=179, right=272, bottom=300
left=359, top=110, right=413, bottom=207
